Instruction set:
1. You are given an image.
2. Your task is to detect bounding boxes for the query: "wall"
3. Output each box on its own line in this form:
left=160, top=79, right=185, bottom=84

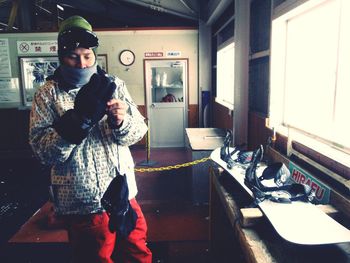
left=97, top=29, right=198, bottom=106
left=0, top=28, right=198, bottom=107
left=0, top=28, right=199, bottom=153
left=247, top=0, right=272, bottom=150
left=211, top=100, right=233, bottom=130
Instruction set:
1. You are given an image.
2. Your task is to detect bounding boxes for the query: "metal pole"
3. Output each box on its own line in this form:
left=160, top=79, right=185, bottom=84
left=137, top=118, right=157, bottom=167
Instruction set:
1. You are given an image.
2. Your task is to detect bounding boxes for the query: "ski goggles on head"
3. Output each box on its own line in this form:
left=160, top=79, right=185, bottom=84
left=58, top=27, right=99, bottom=51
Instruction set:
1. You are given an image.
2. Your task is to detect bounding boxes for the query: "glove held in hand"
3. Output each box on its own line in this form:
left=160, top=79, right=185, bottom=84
left=74, top=72, right=116, bottom=125
left=101, top=172, right=137, bottom=237
left=53, top=68, right=116, bottom=144
left=53, top=109, right=90, bottom=144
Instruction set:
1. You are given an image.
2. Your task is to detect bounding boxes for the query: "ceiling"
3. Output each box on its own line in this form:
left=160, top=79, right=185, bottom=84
left=0, top=0, right=234, bottom=32
left=0, top=0, right=234, bottom=31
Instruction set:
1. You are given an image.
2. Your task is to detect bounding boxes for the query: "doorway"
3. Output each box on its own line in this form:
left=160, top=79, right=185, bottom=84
left=144, top=59, right=188, bottom=147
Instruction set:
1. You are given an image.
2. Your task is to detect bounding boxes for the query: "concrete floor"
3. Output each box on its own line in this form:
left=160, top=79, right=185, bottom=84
left=0, top=147, right=211, bottom=262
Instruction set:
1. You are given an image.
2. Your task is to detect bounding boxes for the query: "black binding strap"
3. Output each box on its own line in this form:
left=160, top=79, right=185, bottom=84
left=219, top=133, right=314, bottom=204
left=220, top=129, right=238, bottom=169
left=220, top=129, right=250, bottom=169
left=244, top=145, right=314, bottom=204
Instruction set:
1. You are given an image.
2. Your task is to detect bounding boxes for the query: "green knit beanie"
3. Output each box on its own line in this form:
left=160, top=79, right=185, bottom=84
left=59, top=15, right=93, bottom=34
left=58, top=16, right=98, bottom=61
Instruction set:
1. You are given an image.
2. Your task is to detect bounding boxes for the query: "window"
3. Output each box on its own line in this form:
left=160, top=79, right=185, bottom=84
left=270, top=0, right=350, bottom=166
left=216, top=39, right=235, bottom=110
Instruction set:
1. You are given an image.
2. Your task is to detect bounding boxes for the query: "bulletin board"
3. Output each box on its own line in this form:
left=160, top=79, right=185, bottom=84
left=0, top=78, right=20, bottom=107
left=19, top=54, right=108, bottom=108
left=0, top=38, right=20, bottom=108
left=19, top=56, right=59, bottom=107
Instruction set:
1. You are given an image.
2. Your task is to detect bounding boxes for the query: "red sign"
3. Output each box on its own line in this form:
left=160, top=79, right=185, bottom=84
left=144, top=52, right=163, bottom=57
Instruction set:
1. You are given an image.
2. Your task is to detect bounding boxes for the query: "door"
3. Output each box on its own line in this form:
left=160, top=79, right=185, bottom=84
left=144, top=59, right=188, bottom=147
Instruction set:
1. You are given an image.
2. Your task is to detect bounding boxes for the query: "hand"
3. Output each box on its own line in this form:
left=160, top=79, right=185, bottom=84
left=75, top=73, right=116, bottom=125
left=107, top=99, right=127, bottom=127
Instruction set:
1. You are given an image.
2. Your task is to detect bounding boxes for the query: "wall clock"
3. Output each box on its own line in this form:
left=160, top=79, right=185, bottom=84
left=119, top=49, right=135, bottom=66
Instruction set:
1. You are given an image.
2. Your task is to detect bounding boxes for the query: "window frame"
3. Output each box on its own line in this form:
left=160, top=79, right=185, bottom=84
left=215, top=37, right=235, bottom=110
left=269, top=0, right=350, bottom=168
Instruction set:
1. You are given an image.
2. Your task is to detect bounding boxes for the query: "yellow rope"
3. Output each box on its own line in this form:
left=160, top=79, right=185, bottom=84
left=146, top=121, right=151, bottom=162
left=134, top=157, right=211, bottom=172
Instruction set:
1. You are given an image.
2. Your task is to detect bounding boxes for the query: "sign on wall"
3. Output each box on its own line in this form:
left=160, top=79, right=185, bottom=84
left=17, top=40, right=58, bottom=55
left=0, top=78, right=20, bottom=105
left=144, top=52, right=163, bottom=57
left=289, top=162, right=331, bottom=204
left=166, top=51, right=181, bottom=57
left=0, top=39, right=12, bottom=77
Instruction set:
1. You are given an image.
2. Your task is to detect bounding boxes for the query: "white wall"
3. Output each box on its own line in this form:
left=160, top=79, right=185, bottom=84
left=1, top=28, right=198, bottom=107
left=97, top=29, right=198, bottom=105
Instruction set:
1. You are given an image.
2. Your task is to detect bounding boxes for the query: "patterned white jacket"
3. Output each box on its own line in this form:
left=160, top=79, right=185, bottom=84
left=29, top=72, right=147, bottom=215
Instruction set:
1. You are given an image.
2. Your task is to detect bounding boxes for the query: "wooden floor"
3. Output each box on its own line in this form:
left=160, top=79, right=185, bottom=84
left=130, top=147, right=210, bottom=262
left=0, top=147, right=211, bottom=263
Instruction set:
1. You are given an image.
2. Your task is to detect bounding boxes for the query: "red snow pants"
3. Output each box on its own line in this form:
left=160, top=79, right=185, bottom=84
left=65, top=198, right=152, bottom=263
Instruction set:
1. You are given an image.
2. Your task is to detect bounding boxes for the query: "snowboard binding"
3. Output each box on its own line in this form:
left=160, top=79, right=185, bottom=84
left=244, top=145, right=314, bottom=204
left=220, top=129, right=237, bottom=169
left=220, top=129, right=252, bottom=169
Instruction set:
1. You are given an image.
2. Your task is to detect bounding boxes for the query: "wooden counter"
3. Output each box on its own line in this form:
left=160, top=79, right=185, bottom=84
left=185, top=128, right=226, bottom=204
left=209, top=166, right=350, bottom=263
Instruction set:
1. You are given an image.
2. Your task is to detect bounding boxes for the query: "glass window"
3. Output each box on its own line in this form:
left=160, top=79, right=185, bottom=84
left=270, top=0, right=349, bottom=165
left=216, top=40, right=235, bottom=109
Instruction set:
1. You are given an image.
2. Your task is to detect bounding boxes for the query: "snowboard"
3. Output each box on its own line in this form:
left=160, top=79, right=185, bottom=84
left=210, top=147, right=350, bottom=245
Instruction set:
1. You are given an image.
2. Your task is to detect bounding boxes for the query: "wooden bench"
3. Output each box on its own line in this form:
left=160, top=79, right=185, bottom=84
left=9, top=200, right=209, bottom=244
left=8, top=202, right=68, bottom=243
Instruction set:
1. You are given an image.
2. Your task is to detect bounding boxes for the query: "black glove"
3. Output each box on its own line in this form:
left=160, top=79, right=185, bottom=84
left=74, top=73, right=116, bottom=124
left=101, top=172, right=137, bottom=237
left=53, top=109, right=90, bottom=144
left=53, top=72, right=116, bottom=144
left=108, top=201, right=138, bottom=238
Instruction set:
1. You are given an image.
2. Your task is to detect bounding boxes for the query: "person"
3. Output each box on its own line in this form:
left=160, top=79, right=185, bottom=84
left=29, top=15, right=152, bottom=263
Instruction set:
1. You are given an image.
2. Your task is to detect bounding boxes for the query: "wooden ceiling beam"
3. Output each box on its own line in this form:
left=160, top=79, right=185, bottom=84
left=7, top=0, right=19, bottom=31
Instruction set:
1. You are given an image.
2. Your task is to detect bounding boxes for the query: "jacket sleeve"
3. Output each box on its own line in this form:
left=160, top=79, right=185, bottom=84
left=104, top=80, right=148, bottom=146
left=29, top=83, right=76, bottom=166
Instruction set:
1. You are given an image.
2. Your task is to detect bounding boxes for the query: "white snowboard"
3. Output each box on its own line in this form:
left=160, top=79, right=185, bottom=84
left=211, top=147, right=350, bottom=245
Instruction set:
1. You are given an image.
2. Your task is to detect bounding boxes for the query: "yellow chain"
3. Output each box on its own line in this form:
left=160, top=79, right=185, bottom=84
left=134, top=157, right=211, bottom=172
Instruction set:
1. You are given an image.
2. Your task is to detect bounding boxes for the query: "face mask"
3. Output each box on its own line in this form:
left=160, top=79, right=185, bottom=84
left=60, top=62, right=97, bottom=88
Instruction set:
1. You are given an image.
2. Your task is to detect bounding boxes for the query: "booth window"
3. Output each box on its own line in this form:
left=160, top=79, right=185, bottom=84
left=270, top=0, right=350, bottom=167
left=215, top=39, right=235, bottom=110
